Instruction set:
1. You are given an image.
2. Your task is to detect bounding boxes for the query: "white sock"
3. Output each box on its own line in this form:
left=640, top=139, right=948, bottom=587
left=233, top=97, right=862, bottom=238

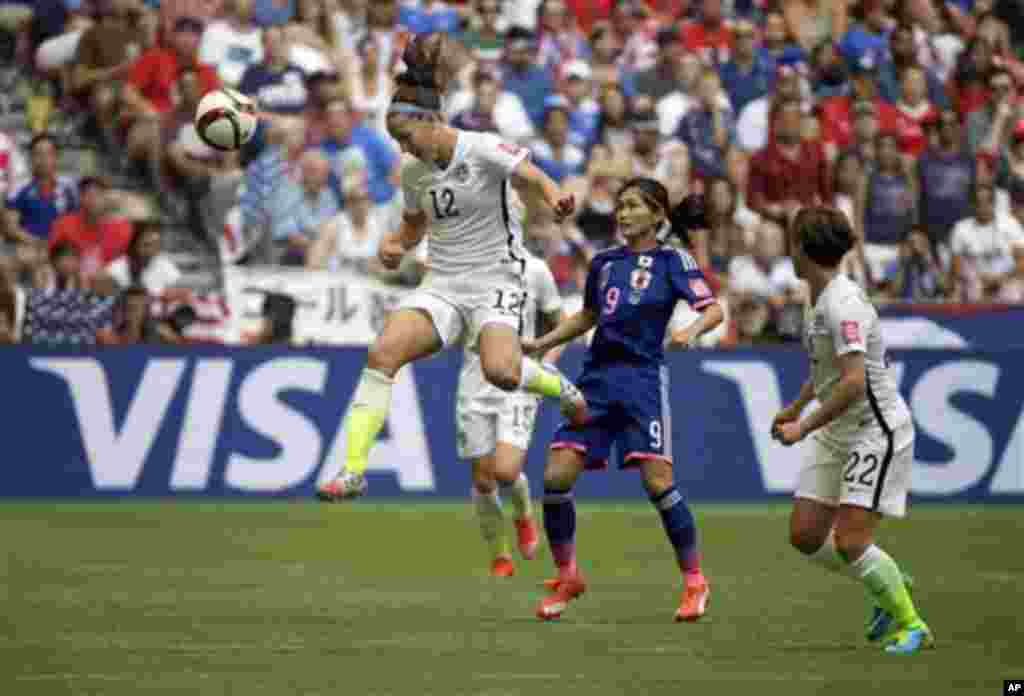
left=472, top=488, right=508, bottom=557
left=499, top=473, right=532, bottom=519
left=351, top=368, right=394, bottom=410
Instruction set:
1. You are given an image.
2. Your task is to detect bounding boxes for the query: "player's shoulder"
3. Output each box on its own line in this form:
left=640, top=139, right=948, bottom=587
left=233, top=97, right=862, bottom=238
left=400, top=153, right=430, bottom=183
left=461, top=129, right=527, bottom=159
left=592, top=244, right=628, bottom=265
left=825, top=276, right=874, bottom=316
left=657, top=244, right=700, bottom=271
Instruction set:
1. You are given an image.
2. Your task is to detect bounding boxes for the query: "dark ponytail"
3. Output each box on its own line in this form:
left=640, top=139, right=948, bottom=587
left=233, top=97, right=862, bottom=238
left=668, top=193, right=709, bottom=247
left=393, top=33, right=463, bottom=110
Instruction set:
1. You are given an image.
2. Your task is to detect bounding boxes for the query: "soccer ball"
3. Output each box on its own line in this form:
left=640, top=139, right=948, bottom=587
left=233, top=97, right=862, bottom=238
left=195, top=88, right=258, bottom=151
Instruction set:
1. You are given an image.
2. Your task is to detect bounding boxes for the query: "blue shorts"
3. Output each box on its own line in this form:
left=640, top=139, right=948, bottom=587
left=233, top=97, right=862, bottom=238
left=551, top=364, right=672, bottom=470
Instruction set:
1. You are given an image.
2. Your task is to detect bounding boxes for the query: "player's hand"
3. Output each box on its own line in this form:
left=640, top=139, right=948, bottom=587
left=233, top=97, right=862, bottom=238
left=771, top=407, right=800, bottom=440
left=775, top=421, right=805, bottom=446
left=520, top=337, right=543, bottom=356
left=378, top=235, right=406, bottom=269
left=553, top=194, right=575, bottom=223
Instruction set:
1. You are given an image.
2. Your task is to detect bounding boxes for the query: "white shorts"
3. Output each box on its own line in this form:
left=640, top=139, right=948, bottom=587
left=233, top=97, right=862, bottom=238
left=396, top=268, right=523, bottom=350
left=795, top=422, right=914, bottom=518
left=455, top=393, right=539, bottom=460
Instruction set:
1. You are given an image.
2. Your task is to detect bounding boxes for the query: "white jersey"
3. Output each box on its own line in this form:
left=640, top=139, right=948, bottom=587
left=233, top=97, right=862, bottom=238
left=804, top=274, right=911, bottom=444
left=401, top=130, right=530, bottom=279
left=459, top=255, right=562, bottom=409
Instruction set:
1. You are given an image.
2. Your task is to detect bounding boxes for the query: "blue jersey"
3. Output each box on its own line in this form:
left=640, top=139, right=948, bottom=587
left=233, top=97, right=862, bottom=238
left=582, top=244, right=714, bottom=370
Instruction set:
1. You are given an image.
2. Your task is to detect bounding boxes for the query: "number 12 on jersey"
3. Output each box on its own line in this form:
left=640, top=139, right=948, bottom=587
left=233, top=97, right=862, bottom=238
left=430, top=188, right=460, bottom=219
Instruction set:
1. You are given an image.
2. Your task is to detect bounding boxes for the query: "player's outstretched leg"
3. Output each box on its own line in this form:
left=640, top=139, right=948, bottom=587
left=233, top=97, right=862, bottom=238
left=319, top=309, right=441, bottom=502
left=536, top=449, right=587, bottom=621
left=642, top=463, right=708, bottom=622
left=471, top=484, right=513, bottom=577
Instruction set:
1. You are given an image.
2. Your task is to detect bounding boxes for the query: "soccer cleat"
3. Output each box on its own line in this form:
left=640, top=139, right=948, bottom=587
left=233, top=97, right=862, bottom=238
left=536, top=572, right=587, bottom=621
left=490, top=557, right=515, bottom=577
left=514, top=516, right=539, bottom=560
left=316, top=470, right=368, bottom=502
left=867, top=572, right=915, bottom=643
left=674, top=574, right=710, bottom=622
left=883, top=621, right=935, bottom=655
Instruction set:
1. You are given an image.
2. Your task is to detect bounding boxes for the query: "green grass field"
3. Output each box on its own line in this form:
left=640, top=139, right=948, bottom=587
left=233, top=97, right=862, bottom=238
left=2, top=502, right=1020, bottom=695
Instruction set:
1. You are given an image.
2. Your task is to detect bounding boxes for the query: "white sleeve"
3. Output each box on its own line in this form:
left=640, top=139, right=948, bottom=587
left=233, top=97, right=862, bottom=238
left=949, top=220, right=969, bottom=256
left=826, top=293, right=872, bottom=357
left=736, top=101, right=766, bottom=153
left=531, top=259, right=562, bottom=315
left=472, top=132, right=529, bottom=181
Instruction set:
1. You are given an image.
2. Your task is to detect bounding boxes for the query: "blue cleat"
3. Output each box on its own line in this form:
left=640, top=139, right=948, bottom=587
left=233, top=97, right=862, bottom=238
left=883, top=622, right=935, bottom=655
left=867, top=572, right=914, bottom=643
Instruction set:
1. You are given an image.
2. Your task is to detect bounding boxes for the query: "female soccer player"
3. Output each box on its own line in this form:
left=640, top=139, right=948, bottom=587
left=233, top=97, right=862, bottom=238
left=458, top=249, right=564, bottom=577
left=772, top=206, right=932, bottom=655
left=317, top=33, right=583, bottom=501
left=522, top=178, right=724, bottom=622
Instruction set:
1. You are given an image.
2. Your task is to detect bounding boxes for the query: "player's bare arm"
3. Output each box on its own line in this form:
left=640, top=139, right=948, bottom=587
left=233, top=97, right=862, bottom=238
left=772, top=378, right=814, bottom=439
left=510, top=159, right=575, bottom=223
left=667, top=301, right=724, bottom=349
left=379, top=210, right=428, bottom=269
left=778, top=352, right=866, bottom=446
left=523, top=308, right=597, bottom=356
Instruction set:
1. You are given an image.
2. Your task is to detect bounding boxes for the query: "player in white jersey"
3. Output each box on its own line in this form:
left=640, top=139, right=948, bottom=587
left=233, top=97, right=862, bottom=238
left=318, top=33, right=584, bottom=502
left=772, top=207, right=933, bottom=655
left=458, top=252, right=564, bottom=577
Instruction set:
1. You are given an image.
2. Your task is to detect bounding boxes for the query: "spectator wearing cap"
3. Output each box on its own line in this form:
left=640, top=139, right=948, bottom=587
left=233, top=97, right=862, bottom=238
left=949, top=179, right=1024, bottom=301
left=894, top=64, right=939, bottom=158
left=70, top=0, right=142, bottom=156
left=747, top=96, right=830, bottom=226
left=501, top=26, right=554, bottom=128
left=3, top=134, right=77, bottom=246
left=757, top=11, right=808, bottom=75
left=736, top=63, right=806, bottom=153
left=48, top=176, right=133, bottom=282
left=562, top=60, right=601, bottom=151
left=462, top=0, right=506, bottom=64
left=676, top=67, right=736, bottom=187
left=631, top=27, right=688, bottom=102
left=876, top=23, right=950, bottom=109
left=857, top=131, right=916, bottom=282
left=238, top=25, right=308, bottom=116
left=199, top=0, right=264, bottom=87
left=320, top=97, right=400, bottom=205
left=529, top=96, right=586, bottom=183
left=450, top=69, right=535, bottom=142
left=122, top=16, right=220, bottom=195
left=818, top=49, right=901, bottom=160
left=719, top=19, right=773, bottom=114
left=681, top=0, right=734, bottom=66
left=535, top=0, right=590, bottom=79
left=917, top=108, right=975, bottom=247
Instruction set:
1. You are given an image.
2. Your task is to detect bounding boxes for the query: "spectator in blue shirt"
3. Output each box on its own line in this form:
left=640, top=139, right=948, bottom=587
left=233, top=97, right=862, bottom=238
left=719, top=19, right=773, bottom=113
left=238, top=25, right=308, bottom=115
left=251, top=0, right=294, bottom=27
left=529, top=96, right=586, bottom=183
left=399, top=1, right=461, bottom=36
left=320, top=98, right=399, bottom=205
left=563, top=60, right=602, bottom=152
left=917, top=109, right=975, bottom=247
left=3, top=134, right=77, bottom=245
left=677, top=68, right=736, bottom=184
left=272, top=150, right=341, bottom=265
left=758, top=11, right=808, bottom=74
left=501, top=26, right=553, bottom=129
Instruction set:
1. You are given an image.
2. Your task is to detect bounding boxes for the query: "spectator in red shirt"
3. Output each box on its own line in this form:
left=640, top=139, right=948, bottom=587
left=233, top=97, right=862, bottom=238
left=122, top=16, right=220, bottom=197
left=747, top=96, right=830, bottom=227
left=818, top=51, right=900, bottom=160
left=48, top=176, right=133, bottom=282
left=894, top=65, right=938, bottom=158
left=681, top=0, right=733, bottom=67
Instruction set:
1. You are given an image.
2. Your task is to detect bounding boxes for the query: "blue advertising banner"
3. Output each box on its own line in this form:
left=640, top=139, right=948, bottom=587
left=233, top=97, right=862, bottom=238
left=2, top=346, right=1021, bottom=500
left=879, top=304, right=1024, bottom=348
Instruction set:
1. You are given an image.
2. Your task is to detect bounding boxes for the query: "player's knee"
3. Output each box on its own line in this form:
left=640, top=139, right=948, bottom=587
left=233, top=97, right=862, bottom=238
left=481, top=356, right=520, bottom=391
left=543, top=464, right=576, bottom=492
left=640, top=466, right=673, bottom=498
left=832, top=528, right=871, bottom=561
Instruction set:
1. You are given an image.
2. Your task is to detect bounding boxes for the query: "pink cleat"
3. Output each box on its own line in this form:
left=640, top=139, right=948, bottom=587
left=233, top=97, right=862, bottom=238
left=536, top=572, right=587, bottom=621
left=674, top=574, right=710, bottom=622
left=490, top=557, right=515, bottom=577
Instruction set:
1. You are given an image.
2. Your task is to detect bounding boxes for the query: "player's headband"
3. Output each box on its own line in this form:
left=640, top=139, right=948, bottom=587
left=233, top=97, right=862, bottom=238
left=387, top=101, right=437, bottom=116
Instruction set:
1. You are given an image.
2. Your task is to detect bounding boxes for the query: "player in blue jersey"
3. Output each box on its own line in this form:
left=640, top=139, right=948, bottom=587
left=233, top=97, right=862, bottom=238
left=522, top=178, right=725, bottom=622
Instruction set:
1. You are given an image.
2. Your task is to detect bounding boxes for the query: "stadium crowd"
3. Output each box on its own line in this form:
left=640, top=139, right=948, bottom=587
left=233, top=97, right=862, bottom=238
left=1, top=0, right=1024, bottom=346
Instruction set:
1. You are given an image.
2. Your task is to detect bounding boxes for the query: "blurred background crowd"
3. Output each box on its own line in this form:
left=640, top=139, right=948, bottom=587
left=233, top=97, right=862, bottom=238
left=1, top=0, right=1023, bottom=347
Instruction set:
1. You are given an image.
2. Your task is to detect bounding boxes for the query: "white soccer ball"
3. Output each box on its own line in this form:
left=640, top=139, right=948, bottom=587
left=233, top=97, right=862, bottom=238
left=195, top=87, right=259, bottom=151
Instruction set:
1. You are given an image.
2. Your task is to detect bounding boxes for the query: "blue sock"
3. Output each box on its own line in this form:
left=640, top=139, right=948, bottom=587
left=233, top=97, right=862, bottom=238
left=543, top=487, right=577, bottom=572
left=650, top=486, right=700, bottom=574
